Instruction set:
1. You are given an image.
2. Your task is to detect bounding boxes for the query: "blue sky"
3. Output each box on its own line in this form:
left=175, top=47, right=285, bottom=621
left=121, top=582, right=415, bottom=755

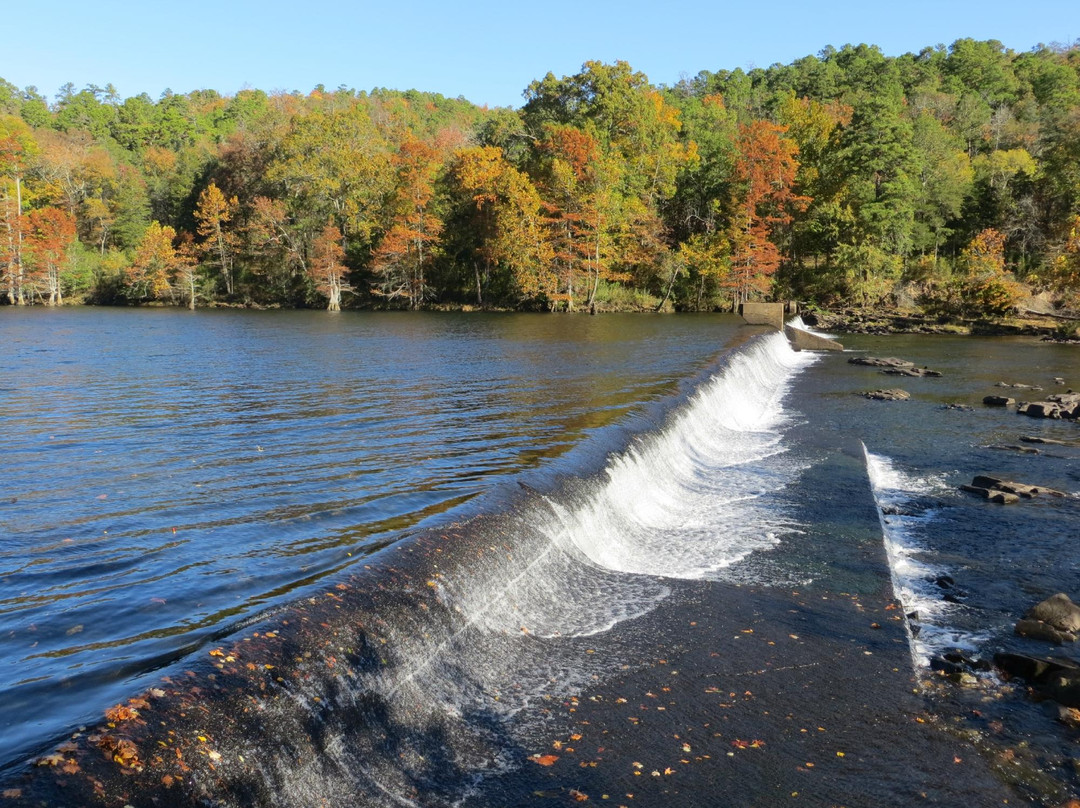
left=3, top=0, right=1078, bottom=108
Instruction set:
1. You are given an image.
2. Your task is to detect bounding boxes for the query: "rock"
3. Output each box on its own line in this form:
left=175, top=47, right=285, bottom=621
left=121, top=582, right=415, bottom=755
left=1041, top=701, right=1080, bottom=727
left=969, top=475, right=1066, bottom=498
left=986, top=444, right=1040, bottom=454
left=995, top=653, right=1080, bottom=707
left=982, top=395, right=1015, bottom=407
left=930, top=657, right=966, bottom=675
left=994, top=652, right=1080, bottom=683
left=849, top=356, right=915, bottom=368
left=1048, top=392, right=1080, bottom=418
left=944, top=650, right=991, bottom=671
left=1018, top=401, right=1064, bottom=419
left=881, top=367, right=943, bottom=377
left=940, top=403, right=973, bottom=411
left=960, top=484, right=1020, bottom=504
left=1044, top=676, right=1080, bottom=709
left=1015, top=618, right=1077, bottom=644
left=1019, top=436, right=1077, bottom=446
left=1027, top=593, right=1080, bottom=633
left=862, top=388, right=910, bottom=401
left=997, top=382, right=1044, bottom=390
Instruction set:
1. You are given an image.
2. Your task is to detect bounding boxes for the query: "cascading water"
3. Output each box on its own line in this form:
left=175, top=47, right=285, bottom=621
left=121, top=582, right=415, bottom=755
left=1, top=331, right=821, bottom=808
left=863, top=448, right=986, bottom=669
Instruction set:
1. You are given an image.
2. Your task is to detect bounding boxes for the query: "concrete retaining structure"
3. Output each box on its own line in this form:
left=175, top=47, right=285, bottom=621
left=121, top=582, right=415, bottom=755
left=784, top=324, right=844, bottom=351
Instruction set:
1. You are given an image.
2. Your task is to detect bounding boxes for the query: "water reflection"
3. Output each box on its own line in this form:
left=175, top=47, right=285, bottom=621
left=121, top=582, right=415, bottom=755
left=0, top=307, right=738, bottom=767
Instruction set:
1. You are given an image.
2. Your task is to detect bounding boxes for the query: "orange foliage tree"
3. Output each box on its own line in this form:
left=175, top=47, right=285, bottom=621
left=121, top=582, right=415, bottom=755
left=727, top=120, right=808, bottom=306
left=371, top=135, right=443, bottom=309
left=310, top=223, right=348, bottom=311
left=24, top=206, right=77, bottom=305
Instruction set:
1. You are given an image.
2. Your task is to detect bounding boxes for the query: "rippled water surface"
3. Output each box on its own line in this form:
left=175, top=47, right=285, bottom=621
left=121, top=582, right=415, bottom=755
left=0, top=308, right=741, bottom=766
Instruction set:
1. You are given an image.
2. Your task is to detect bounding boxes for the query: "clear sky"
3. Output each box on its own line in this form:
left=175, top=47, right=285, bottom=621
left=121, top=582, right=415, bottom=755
left=3, top=0, right=1078, bottom=108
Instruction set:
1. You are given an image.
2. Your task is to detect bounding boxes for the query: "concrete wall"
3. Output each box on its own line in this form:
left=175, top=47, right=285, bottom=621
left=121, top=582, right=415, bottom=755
left=739, top=302, right=785, bottom=331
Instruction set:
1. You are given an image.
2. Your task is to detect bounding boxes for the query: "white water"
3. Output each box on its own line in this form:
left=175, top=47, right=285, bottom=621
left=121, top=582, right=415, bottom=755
left=864, top=449, right=986, bottom=668
left=548, top=331, right=818, bottom=581
left=373, top=332, right=820, bottom=722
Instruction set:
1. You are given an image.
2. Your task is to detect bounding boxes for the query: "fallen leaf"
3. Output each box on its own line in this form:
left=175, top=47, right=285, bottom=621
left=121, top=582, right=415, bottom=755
left=534, top=755, right=559, bottom=766
left=569, top=789, right=588, bottom=801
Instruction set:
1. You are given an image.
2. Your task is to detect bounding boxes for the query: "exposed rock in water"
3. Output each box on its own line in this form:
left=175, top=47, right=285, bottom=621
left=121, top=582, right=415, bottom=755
left=995, top=652, right=1080, bottom=683
left=970, top=475, right=1066, bottom=498
left=940, top=403, right=974, bottom=411
left=861, top=388, right=910, bottom=401
left=1015, top=618, right=1078, bottom=644
left=1016, top=392, right=1080, bottom=420
left=881, top=367, right=943, bottom=377
left=960, top=484, right=1020, bottom=503
left=1020, top=435, right=1080, bottom=447
left=983, top=395, right=1015, bottom=407
left=1027, top=593, right=1080, bottom=632
left=997, top=382, right=1044, bottom=390
left=848, top=356, right=915, bottom=368
left=986, top=444, right=1040, bottom=454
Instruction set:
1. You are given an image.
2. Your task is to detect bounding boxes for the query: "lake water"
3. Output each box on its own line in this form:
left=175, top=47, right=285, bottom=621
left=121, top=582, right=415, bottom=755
left=2, top=308, right=1079, bottom=806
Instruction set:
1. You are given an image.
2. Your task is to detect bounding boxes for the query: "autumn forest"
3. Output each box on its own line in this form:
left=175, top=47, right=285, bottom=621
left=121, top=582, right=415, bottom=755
left=2, top=40, right=1080, bottom=315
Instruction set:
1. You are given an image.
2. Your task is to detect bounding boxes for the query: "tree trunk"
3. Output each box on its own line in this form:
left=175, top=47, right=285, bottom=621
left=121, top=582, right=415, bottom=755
left=473, top=260, right=483, bottom=307
left=15, top=176, right=25, bottom=305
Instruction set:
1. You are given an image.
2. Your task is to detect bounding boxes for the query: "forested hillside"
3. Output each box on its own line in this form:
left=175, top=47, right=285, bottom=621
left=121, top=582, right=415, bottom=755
left=2, top=39, right=1079, bottom=314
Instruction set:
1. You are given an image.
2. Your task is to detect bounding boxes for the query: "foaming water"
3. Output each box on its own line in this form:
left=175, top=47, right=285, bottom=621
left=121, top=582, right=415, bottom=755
left=864, top=449, right=985, bottom=667
left=548, top=332, right=818, bottom=581
left=787, top=314, right=837, bottom=339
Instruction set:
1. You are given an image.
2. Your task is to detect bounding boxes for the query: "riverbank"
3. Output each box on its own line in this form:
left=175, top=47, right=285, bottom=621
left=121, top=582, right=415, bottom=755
left=807, top=307, right=1080, bottom=339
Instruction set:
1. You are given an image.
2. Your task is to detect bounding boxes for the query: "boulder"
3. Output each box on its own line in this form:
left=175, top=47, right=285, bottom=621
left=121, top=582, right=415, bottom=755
left=1015, top=618, right=1078, bottom=644
left=994, top=652, right=1080, bottom=683
left=982, top=395, right=1015, bottom=407
left=1019, top=436, right=1076, bottom=446
left=1017, top=401, right=1064, bottom=419
left=970, top=475, right=1066, bottom=498
left=881, top=367, right=943, bottom=377
left=960, top=484, right=1020, bottom=504
left=849, top=356, right=915, bottom=368
left=1045, top=677, right=1080, bottom=709
left=862, top=388, right=910, bottom=401
left=1048, top=392, right=1080, bottom=418
left=1027, top=593, right=1080, bottom=633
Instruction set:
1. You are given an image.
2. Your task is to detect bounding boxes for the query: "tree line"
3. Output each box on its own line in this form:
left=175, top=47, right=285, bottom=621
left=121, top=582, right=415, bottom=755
left=2, top=39, right=1080, bottom=315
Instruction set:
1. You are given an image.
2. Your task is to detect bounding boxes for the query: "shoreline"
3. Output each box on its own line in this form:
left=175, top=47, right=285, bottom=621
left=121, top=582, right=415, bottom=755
left=6, top=299, right=1079, bottom=339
